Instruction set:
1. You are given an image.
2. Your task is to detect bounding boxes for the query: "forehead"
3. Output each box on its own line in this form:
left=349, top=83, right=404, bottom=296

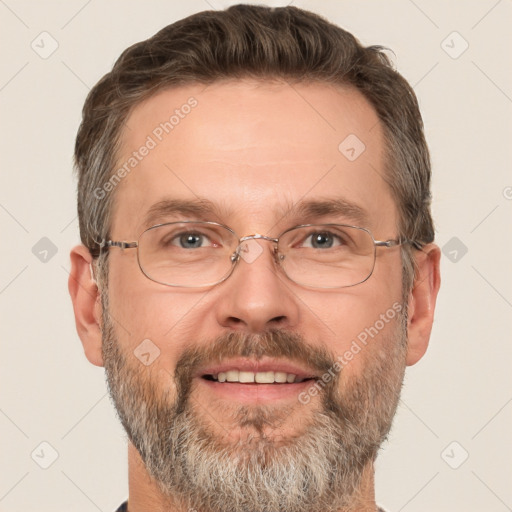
left=110, top=80, right=396, bottom=237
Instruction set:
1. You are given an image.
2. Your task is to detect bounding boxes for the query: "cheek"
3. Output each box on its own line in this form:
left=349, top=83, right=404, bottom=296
left=293, top=277, right=403, bottom=363
left=107, top=254, right=212, bottom=357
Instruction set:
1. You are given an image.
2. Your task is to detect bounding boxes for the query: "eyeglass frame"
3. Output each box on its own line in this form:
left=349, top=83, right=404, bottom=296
left=96, top=220, right=417, bottom=289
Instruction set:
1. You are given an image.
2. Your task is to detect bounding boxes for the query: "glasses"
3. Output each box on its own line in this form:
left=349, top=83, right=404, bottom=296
left=98, top=221, right=410, bottom=289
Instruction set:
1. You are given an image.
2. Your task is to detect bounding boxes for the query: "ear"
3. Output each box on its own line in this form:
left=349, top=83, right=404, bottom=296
left=406, top=243, right=441, bottom=366
left=68, top=244, right=104, bottom=367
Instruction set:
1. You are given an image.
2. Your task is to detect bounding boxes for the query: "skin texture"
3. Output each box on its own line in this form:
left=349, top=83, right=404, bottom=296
left=69, top=81, right=441, bottom=512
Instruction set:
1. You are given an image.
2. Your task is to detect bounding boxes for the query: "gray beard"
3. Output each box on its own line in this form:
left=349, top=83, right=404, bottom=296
left=101, top=299, right=407, bottom=512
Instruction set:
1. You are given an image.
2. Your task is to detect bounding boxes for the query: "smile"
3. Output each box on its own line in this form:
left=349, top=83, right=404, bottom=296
left=202, top=370, right=312, bottom=384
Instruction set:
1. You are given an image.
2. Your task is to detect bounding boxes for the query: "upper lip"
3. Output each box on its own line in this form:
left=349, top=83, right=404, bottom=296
left=196, top=357, right=320, bottom=380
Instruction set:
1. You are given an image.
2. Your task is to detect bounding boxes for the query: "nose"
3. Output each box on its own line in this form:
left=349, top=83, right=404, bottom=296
left=214, top=238, right=300, bottom=333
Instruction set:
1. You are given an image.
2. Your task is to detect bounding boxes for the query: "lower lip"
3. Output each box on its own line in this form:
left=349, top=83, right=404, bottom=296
left=197, top=377, right=314, bottom=403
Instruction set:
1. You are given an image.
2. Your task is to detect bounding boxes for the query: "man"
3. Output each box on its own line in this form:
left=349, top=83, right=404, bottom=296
left=68, top=4, right=440, bottom=512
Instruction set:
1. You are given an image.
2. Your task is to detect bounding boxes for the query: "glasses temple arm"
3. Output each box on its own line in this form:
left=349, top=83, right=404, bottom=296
left=97, top=239, right=138, bottom=250
left=374, top=239, right=424, bottom=250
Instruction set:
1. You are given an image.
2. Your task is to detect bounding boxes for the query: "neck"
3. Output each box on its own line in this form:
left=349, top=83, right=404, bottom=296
left=126, top=442, right=378, bottom=512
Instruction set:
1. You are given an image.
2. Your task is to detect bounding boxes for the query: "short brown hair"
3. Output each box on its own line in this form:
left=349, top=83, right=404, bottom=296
left=75, top=4, right=434, bottom=292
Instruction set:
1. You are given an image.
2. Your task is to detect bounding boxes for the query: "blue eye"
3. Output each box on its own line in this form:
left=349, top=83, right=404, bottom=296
left=174, top=232, right=209, bottom=249
left=303, top=231, right=343, bottom=249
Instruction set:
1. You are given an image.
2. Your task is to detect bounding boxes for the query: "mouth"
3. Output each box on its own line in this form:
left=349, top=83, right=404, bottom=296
left=195, top=359, right=319, bottom=403
left=201, top=371, right=313, bottom=384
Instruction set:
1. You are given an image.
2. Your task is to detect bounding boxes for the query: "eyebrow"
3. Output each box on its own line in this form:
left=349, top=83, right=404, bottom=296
left=279, top=198, right=369, bottom=227
left=141, top=198, right=226, bottom=229
left=140, top=196, right=370, bottom=232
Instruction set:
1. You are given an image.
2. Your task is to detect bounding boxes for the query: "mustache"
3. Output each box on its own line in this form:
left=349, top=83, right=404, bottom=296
left=173, top=330, right=338, bottom=411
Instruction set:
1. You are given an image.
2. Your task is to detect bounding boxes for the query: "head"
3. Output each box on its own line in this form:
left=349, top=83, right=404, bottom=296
left=69, top=5, right=440, bottom=512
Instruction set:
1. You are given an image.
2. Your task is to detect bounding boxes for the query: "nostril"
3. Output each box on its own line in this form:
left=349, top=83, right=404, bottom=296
left=226, top=317, right=243, bottom=325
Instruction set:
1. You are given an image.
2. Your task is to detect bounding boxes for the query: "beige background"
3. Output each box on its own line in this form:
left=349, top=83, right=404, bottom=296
left=1, top=1, right=511, bottom=511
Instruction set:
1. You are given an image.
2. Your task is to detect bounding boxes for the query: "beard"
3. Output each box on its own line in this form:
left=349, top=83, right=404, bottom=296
left=101, top=293, right=407, bottom=512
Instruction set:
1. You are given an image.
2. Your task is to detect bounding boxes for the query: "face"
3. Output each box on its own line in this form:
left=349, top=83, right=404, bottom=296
left=102, top=81, right=408, bottom=511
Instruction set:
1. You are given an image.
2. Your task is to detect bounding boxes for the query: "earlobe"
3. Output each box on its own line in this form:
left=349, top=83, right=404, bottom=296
left=68, top=245, right=104, bottom=367
left=406, top=244, right=441, bottom=366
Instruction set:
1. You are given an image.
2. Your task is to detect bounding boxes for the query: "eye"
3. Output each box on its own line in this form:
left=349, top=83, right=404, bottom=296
left=170, top=231, right=215, bottom=249
left=301, top=231, right=344, bottom=249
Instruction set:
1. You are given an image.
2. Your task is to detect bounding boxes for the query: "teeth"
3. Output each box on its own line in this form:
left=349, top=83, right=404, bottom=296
left=255, top=371, right=275, bottom=383
left=226, top=370, right=239, bottom=382
left=275, top=371, right=288, bottom=383
left=239, top=371, right=255, bottom=383
left=213, top=370, right=304, bottom=384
